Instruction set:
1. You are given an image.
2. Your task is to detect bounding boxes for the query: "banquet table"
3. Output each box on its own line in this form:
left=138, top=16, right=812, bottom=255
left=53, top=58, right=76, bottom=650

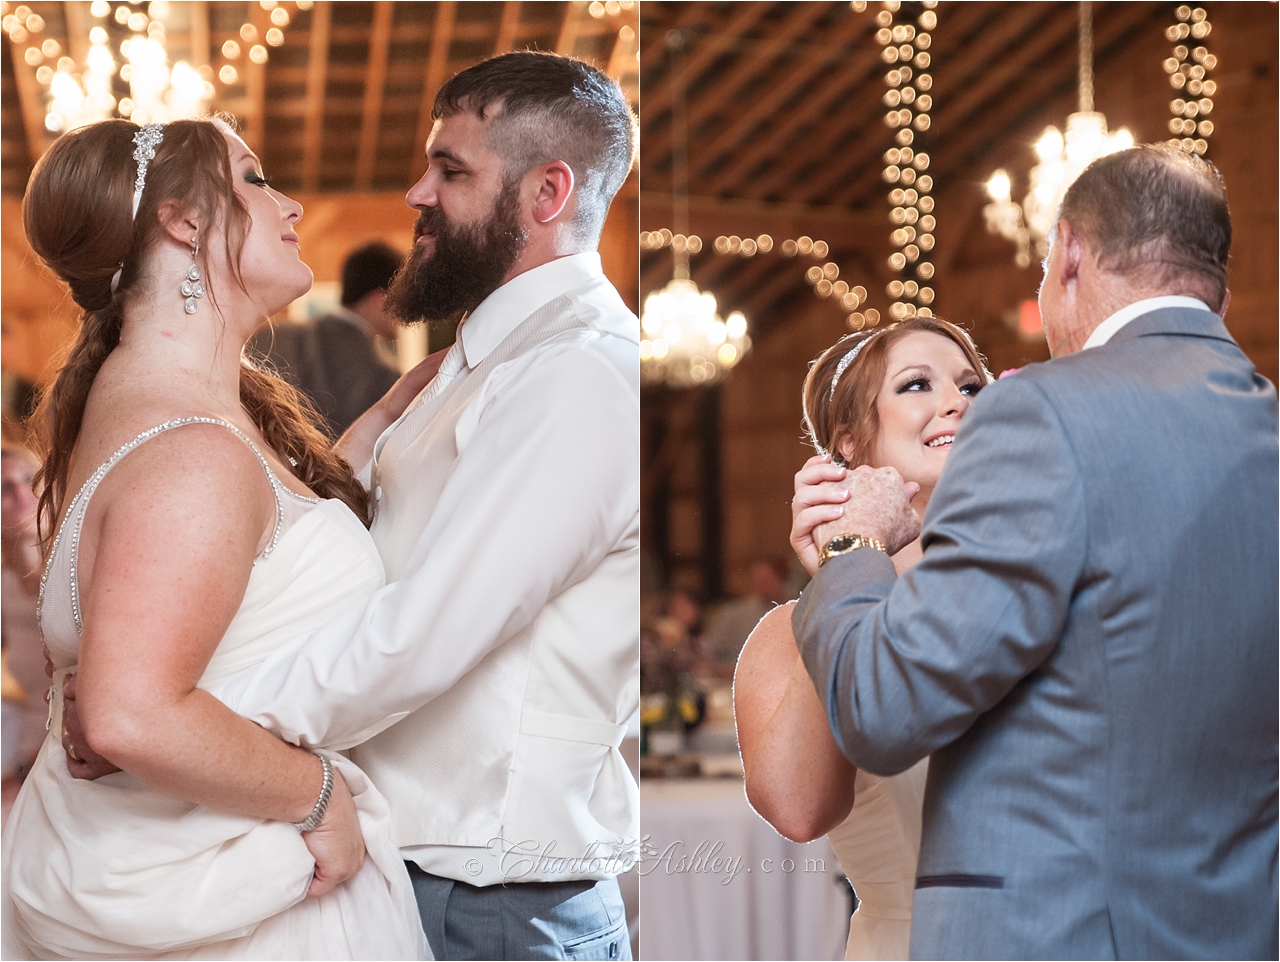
left=640, top=776, right=851, bottom=961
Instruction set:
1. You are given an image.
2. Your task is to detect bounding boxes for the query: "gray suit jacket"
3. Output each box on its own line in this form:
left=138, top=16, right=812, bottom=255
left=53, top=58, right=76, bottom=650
left=250, top=313, right=399, bottom=438
left=795, top=307, right=1278, bottom=960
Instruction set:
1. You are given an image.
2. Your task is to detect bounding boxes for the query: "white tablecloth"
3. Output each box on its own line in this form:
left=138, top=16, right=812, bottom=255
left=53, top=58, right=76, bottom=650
left=641, top=778, right=850, bottom=961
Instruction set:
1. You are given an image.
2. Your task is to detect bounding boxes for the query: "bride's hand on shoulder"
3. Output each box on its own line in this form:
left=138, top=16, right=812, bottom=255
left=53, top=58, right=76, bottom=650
left=379, top=347, right=450, bottom=422
left=301, top=768, right=366, bottom=898
left=334, top=346, right=450, bottom=467
left=790, top=455, right=851, bottom=576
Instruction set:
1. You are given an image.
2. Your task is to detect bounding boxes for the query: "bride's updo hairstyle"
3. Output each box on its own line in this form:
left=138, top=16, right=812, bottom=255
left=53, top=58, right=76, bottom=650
left=802, top=316, right=991, bottom=468
left=24, top=118, right=370, bottom=543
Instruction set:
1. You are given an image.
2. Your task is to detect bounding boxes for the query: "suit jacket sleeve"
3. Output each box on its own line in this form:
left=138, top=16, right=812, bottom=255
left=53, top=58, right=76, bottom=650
left=793, top=375, right=1089, bottom=776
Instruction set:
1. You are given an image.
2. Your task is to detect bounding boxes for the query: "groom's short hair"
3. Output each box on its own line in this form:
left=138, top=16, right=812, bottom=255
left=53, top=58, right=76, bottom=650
left=1059, top=144, right=1231, bottom=308
left=434, top=52, right=638, bottom=244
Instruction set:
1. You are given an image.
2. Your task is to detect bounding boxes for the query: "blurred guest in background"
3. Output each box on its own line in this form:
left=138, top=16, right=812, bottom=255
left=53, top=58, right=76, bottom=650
left=252, top=241, right=404, bottom=437
left=1, top=436, right=47, bottom=810
left=1, top=321, right=38, bottom=427
left=700, top=558, right=791, bottom=678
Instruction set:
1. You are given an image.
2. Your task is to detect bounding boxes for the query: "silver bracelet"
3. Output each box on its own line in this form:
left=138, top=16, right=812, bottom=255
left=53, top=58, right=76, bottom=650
left=293, top=752, right=334, bottom=833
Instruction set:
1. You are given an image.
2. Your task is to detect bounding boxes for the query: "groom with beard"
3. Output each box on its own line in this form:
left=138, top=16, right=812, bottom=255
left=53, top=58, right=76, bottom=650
left=199, top=53, right=639, bottom=960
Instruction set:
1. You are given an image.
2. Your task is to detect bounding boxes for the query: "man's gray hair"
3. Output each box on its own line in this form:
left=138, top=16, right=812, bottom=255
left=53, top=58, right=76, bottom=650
left=1059, top=144, right=1232, bottom=308
left=435, top=52, right=638, bottom=244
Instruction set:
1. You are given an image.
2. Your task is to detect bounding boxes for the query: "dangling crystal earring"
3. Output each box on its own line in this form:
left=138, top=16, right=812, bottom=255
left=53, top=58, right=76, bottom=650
left=181, top=237, right=205, bottom=314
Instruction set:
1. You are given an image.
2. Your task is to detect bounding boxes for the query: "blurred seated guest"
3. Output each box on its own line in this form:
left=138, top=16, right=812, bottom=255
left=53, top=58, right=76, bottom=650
left=1, top=322, right=38, bottom=426
left=1, top=439, right=46, bottom=791
left=641, top=590, right=707, bottom=755
left=250, top=241, right=404, bottom=437
left=700, top=558, right=791, bottom=678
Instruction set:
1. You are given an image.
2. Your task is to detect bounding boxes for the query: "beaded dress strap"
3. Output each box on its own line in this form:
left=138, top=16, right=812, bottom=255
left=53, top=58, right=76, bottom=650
left=37, top=417, right=299, bottom=637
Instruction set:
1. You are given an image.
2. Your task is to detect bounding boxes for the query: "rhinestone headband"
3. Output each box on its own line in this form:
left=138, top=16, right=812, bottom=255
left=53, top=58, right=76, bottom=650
left=801, top=329, right=885, bottom=461
left=828, top=329, right=885, bottom=399
left=110, top=123, right=165, bottom=293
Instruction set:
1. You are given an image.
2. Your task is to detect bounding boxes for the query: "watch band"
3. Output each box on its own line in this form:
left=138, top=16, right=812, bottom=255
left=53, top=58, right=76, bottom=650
left=818, top=533, right=887, bottom=567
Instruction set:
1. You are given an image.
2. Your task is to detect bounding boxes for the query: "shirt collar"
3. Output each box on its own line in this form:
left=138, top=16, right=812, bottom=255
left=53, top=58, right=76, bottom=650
left=330, top=304, right=373, bottom=337
left=459, top=252, right=603, bottom=369
left=1082, top=295, right=1212, bottom=350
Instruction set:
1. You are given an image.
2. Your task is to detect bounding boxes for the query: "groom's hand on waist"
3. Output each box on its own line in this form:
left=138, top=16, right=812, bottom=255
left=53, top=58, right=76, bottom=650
left=813, top=465, right=921, bottom=559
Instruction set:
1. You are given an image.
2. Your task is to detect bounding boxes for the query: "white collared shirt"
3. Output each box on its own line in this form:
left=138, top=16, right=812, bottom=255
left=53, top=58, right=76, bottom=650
left=1082, top=295, right=1212, bottom=350
left=215, top=251, right=641, bottom=886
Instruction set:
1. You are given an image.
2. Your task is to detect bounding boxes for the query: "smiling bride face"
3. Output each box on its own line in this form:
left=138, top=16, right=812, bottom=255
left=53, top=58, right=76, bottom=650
left=802, top=316, right=991, bottom=500
left=866, top=331, right=986, bottom=496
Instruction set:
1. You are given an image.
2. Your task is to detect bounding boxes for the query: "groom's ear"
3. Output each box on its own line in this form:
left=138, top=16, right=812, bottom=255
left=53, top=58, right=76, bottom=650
left=529, top=160, right=574, bottom=225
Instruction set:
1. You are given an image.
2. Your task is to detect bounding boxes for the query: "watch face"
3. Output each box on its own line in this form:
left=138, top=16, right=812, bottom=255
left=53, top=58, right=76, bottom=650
left=827, top=535, right=856, bottom=551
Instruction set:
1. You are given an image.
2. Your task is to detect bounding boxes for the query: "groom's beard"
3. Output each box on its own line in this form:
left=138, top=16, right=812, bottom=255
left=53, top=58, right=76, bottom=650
left=386, top=181, right=528, bottom=326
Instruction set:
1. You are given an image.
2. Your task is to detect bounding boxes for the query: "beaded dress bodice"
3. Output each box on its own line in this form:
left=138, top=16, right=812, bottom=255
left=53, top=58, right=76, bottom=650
left=37, top=417, right=380, bottom=688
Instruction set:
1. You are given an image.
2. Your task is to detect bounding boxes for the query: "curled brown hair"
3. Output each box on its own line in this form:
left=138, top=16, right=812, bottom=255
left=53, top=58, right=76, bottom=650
left=802, top=316, right=991, bottom=468
left=24, top=118, right=369, bottom=544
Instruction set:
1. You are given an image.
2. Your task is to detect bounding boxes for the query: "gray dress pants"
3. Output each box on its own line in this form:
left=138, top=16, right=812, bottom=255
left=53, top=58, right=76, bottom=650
left=406, top=863, right=632, bottom=961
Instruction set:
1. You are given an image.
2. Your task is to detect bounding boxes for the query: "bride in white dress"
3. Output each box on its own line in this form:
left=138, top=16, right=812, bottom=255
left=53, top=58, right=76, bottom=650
left=734, top=318, right=992, bottom=961
left=2, top=118, right=431, bottom=959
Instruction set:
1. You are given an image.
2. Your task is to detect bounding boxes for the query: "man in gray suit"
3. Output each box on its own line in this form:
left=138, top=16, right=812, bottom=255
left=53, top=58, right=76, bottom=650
left=251, top=242, right=403, bottom=437
left=794, top=144, right=1278, bottom=959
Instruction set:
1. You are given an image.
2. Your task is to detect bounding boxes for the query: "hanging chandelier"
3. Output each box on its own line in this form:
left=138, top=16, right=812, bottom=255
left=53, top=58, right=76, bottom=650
left=984, top=1, right=1133, bottom=265
left=640, top=27, right=751, bottom=390
left=2, top=1, right=307, bottom=134
left=640, top=275, right=749, bottom=387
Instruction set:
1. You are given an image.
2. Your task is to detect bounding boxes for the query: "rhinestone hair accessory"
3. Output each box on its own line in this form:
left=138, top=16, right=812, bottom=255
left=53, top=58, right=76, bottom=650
left=109, top=123, right=165, bottom=294
left=802, top=329, right=887, bottom=461
left=828, top=329, right=886, bottom=399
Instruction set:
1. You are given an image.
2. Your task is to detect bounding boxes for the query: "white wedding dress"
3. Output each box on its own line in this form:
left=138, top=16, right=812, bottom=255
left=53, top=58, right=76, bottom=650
left=2, top=418, right=430, bottom=960
left=826, top=758, right=928, bottom=961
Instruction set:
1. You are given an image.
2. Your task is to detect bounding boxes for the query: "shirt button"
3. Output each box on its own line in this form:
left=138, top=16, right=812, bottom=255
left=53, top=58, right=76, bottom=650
left=374, top=486, right=383, bottom=501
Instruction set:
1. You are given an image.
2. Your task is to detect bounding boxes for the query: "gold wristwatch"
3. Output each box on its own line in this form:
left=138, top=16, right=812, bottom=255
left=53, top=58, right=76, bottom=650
left=819, top=533, right=887, bottom=567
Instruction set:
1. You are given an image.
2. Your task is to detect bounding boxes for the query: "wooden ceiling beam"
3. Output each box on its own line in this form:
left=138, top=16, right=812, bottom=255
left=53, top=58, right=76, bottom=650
left=820, top=4, right=1077, bottom=206
left=300, top=0, right=331, bottom=192
left=189, top=1, right=210, bottom=70
left=241, top=3, right=271, bottom=155
left=354, top=0, right=394, bottom=190
left=698, top=44, right=882, bottom=196
left=494, top=1, right=521, bottom=54
left=606, top=16, right=637, bottom=83
left=643, top=1, right=834, bottom=164
left=638, top=3, right=710, bottom=87
left=8, top=36, right=52, bottom=164
left=641, top=2, right=773, bottom=121
left=411, top=0, right=456, bottom=181
left=63, top=3, right=92, bottom=68
left=555, top=2, right=579, bottom=56
left=925, top=2, right=1159, bottom=196
left=703, top=1, right=998, bottom=200
left=687, top=10, right=871, bottom=184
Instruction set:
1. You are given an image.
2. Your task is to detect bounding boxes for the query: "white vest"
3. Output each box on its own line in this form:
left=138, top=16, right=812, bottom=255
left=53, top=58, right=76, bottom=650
left=350, top=264, right=639, bottom=886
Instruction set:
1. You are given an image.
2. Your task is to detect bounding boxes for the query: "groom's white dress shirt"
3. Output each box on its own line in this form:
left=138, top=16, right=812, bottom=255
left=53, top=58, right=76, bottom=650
left=217, top=252, right=640, bottom=887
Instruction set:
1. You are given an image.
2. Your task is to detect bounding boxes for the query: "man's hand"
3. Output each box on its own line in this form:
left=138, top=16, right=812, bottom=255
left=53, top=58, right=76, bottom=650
left=60, top=672, right=123, bottom=780
left=790, top=455, right=852, bottom=576
left=301, top=766, right=366, bottom=898
left=812, top=465, right=922, bottom=559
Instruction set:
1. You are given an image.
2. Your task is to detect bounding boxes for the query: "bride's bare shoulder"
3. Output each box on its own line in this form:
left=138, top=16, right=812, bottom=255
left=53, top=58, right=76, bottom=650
left=70, top=415, right=274, bottom=525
